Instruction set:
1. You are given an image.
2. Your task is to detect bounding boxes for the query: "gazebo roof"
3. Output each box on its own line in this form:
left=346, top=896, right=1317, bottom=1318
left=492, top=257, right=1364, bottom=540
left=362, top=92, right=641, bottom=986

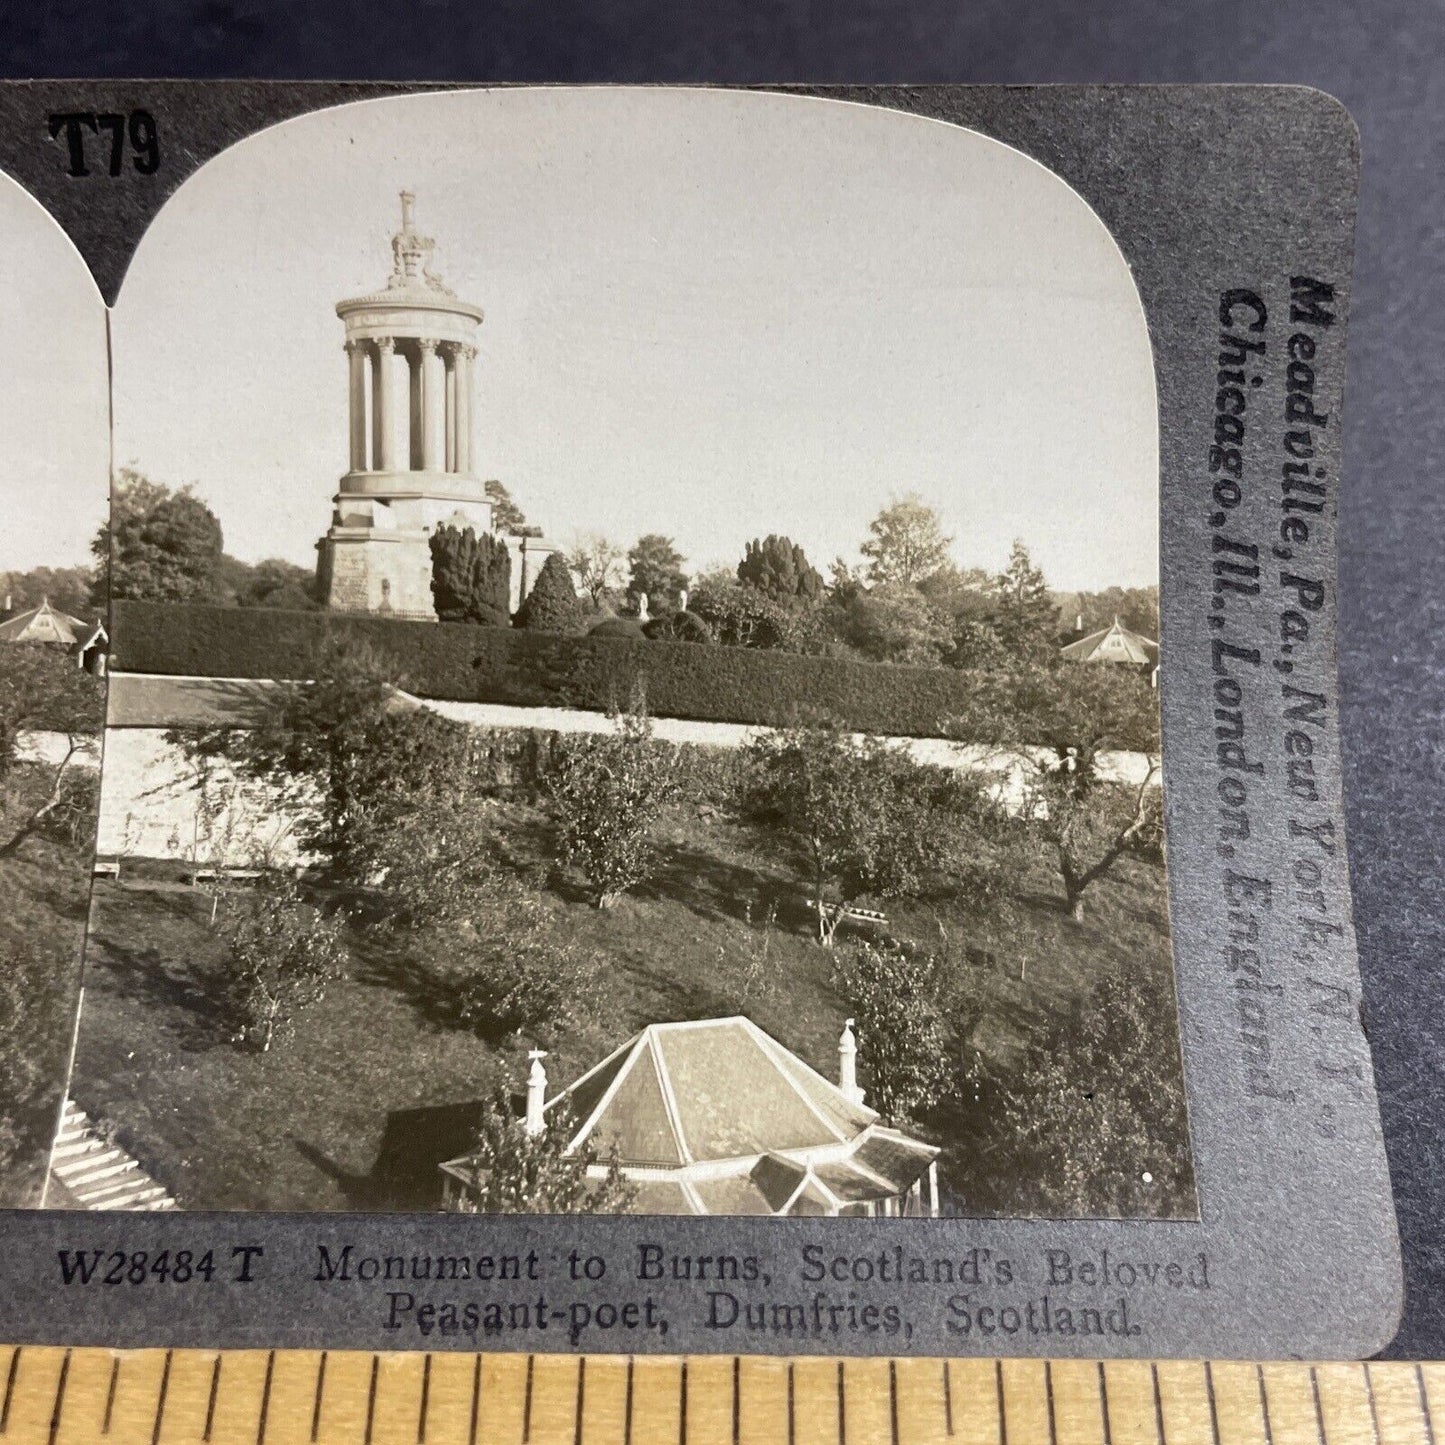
left=0, top=599, right=92, bottom=646
left=550, top=1017, right=878, bottom=1167
left=1060, top=616, right=1159, bottom=666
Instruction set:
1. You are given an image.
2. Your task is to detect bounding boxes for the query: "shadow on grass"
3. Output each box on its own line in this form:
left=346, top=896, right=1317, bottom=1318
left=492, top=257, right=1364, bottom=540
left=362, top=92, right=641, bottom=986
left=292, top=1098, right=486, bottom=1211
left=88, top=936, right=234, bottom=1053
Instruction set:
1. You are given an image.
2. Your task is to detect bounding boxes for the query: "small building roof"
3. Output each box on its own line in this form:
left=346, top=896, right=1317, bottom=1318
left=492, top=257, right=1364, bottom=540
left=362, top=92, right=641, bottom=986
left=550, top=1017, right=878, bottom=1167
left=0, top=599, right=93, bottom=646
left=1060, top=616, right=1159, bottom=666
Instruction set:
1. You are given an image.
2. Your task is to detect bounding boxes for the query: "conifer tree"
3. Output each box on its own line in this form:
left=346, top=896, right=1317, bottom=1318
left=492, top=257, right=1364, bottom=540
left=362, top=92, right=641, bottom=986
left=429, top=525, right=511, bottom=626
left=993, top=540, right=1059, bottom=664
left=515, top=552, right=582, bottom=632
left=737, top=534, right=825, bottom=605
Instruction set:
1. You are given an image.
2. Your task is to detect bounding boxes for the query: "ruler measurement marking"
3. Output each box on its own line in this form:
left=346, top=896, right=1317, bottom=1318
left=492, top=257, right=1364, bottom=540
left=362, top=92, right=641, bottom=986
left=364, top=1354, right=379, bottom=1445
left=943, top=1362, right=954, bottom=1438
left=468, top=1355, right=481, bottom=1445
left=255, top=1349, right=274, bottom=1445
left=1364, top=1363, right=1384, bottom=1445
left=837, top=1359, right=847, bottom=1445
left=418, top=1352, right=431, bottom=1445
left=1257, top=1364, right=1276, bottom=1445
left=1205, top=1361, right=1222, bottom=1445
left=574, top=1356, right=586, bottom=1445
left=2, top=1345, right=22, bottom=1431
left=1417, top=1365, right=1437, bottom=1445
left=1152, top=1363, right=1166, bottom=1445
left=624, top=1358, right=634, bottom=1445
left=680, top=1359, right=689, bottom=1445
left=732, top=1356, right=740, bottom=1445
left=1099, top=1362, right=1114, bottom=1445
left=104, top=1355, right=121, bottom=1436
left=1311, top=1367, right=1327, bottom=1445
left=889, top=1360, right=901, bottom=1445
left=525, top=1353, right=536, bottom=1444
left=998, top=1359, right=1010, bottom=1445
left=44, top=1349, right=69, bottom=1445
left=310, top=1351, right=327, bottom=1443
left=787, top=1362, right=795, bottom=1445
left=202, top=1354, right=221, bottom=1442
left=151, top=1348, right=172, bottom=1445
left=1045, top=1362, right=1058, bottom=1445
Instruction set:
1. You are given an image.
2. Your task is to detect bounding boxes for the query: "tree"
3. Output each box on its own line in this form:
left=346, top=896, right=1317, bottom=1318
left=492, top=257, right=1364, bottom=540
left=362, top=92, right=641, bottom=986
left=363, top=791, right=601, bottom=1040
left=214, top=875, right=348, bottom=1052
left=737, top=535, right=824, bottom=606
left=831, top=942, right=951, bottom=1121
left=739, top=719, right=984, bottom=945
left=515, top=552, right=582, bottom=632
left=1028, top=769, right=1162, bottom=922
left=993, top=970, right=1194, bottom=1218
left=860, top=494, right=952, bottom=587
left=566, top=535, right=625, bottom=609
left=546, top=706, right=679, bottom=908
left=93, top=469, right=224, bottom=605
left=993, top=541, right=1060, bottom=665
left=445, top=1092, right=635, bottom=1215
left=833, top=583, right=953, bottom=667
left=485, top=480, right=528, bottom=534
left=0, top=566, right=94, bottom=620
left=229, top=557, right=320, bottom=611
left=429, top=525, right=512, bottom=625
left=0, top=645, right=103, bottom=860
left=173, top=640, right=476, bottom=884
left=626, top=534, right=687, bottom=612
left=958, top=664, right=1162, bottom=919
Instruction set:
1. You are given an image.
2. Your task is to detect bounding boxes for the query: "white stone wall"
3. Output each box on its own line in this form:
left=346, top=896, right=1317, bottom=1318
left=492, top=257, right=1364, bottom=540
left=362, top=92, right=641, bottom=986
left=96, top=701, right=1158, bottom=869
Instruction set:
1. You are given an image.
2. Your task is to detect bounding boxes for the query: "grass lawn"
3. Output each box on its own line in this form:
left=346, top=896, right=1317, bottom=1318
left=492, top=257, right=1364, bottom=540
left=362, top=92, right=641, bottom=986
left=70, top=800, right=1193, bottom=1218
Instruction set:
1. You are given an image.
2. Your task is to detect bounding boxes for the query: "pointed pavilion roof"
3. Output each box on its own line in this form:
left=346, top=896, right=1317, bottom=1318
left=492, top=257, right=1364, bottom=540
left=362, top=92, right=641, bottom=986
left=1060, top=616, right=1159, bottom=666
left=549, top=1017, right=879, bottom=1167
left=0, top=598, right=92, bottom=646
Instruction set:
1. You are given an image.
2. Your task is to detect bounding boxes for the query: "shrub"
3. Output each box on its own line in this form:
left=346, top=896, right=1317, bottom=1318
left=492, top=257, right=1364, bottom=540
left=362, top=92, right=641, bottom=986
left=515, top=552, right=582, bottom=633
left=831, top=941, right=952, bottom=1122
left=445, top=1093, right=634, bottom=1215
left=546, top=708, right=679, bottom=908
left=115, top=600, right=1032, bottom=739
left=643, top=610, right=714, bottom=644
left=449, top=875, right=603, bottom=1039
left=587, top=616, right=647, bottom=642
left=214, top=876, right=348, bottom=1052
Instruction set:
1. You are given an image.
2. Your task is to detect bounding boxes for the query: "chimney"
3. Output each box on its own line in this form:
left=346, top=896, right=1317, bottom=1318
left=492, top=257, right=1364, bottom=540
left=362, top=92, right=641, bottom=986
left=838, top=1019, right=865, bottom=1106
left=1076, top=613, right=1084, bottom=633
left=524, top=1050, right=548, bottom=1136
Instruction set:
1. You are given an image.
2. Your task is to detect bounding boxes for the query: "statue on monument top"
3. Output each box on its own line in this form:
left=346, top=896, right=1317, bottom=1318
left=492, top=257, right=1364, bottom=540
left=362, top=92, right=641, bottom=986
left=386, top=190, right=455, bottom=297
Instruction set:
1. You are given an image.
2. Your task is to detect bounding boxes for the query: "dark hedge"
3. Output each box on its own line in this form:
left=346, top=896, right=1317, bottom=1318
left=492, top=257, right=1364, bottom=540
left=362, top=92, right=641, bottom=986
left=111, top=600, right=989, bottom=737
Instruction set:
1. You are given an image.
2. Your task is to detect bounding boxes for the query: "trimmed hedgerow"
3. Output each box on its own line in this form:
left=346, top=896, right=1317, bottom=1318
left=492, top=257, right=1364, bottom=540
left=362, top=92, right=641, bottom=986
left=111, top=600, right=991, bottom=738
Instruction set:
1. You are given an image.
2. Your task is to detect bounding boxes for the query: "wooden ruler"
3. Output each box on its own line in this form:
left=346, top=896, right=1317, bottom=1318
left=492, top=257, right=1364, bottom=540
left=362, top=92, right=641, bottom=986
left=0, top=1349, right=1435, bottom=1445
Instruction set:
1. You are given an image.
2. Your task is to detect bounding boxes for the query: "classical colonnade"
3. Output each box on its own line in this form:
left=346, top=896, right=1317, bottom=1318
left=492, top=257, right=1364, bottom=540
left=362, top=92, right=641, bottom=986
left=345, top=336, right=477, bottom=476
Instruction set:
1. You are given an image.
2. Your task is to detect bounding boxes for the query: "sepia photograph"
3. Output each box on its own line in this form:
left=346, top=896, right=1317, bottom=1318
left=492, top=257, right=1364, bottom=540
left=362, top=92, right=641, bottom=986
left=56, top=87, right=1190, bottom=1220
left=0, top=170, right=111, bottom=1208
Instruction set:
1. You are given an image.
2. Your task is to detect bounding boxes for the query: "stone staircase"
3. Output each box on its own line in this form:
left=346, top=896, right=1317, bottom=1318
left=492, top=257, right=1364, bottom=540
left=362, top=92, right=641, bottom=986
left=49, top=1100, right=179, bottom=1211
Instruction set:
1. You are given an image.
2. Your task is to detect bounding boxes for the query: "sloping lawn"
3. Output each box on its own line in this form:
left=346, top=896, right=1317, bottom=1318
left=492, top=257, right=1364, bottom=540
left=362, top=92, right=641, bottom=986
left=70, top=804, right=1189, bottom=1217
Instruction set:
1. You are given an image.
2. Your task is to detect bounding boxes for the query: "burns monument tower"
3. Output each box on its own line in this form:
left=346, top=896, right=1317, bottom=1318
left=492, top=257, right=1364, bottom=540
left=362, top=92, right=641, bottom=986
left=317, top=192, right=493, bottom=616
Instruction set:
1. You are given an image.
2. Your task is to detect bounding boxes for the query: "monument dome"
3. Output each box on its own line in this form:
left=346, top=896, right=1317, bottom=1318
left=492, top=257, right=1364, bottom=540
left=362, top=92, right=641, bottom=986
left=316, top=192, right=492, bottom=616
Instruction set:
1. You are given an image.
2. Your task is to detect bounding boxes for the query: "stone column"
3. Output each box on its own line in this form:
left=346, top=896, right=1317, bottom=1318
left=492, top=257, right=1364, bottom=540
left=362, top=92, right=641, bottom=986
left=419, top=339, right=441, bottom=471
left=346, top=340, right=367, bottom=471
left=408, top=345, right=424, bottom=471
left=372, top=338, right=397, bottom=472
left=444, top=347, right=457, bottom=472
left=455, top=346, right=474, bottom=476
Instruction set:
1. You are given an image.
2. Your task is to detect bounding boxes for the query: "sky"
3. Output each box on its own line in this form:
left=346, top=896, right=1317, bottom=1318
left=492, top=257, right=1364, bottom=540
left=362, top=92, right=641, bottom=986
left=0, top=174, right=109, bottom=574
left=108, top=87, right=1159, bottom=592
